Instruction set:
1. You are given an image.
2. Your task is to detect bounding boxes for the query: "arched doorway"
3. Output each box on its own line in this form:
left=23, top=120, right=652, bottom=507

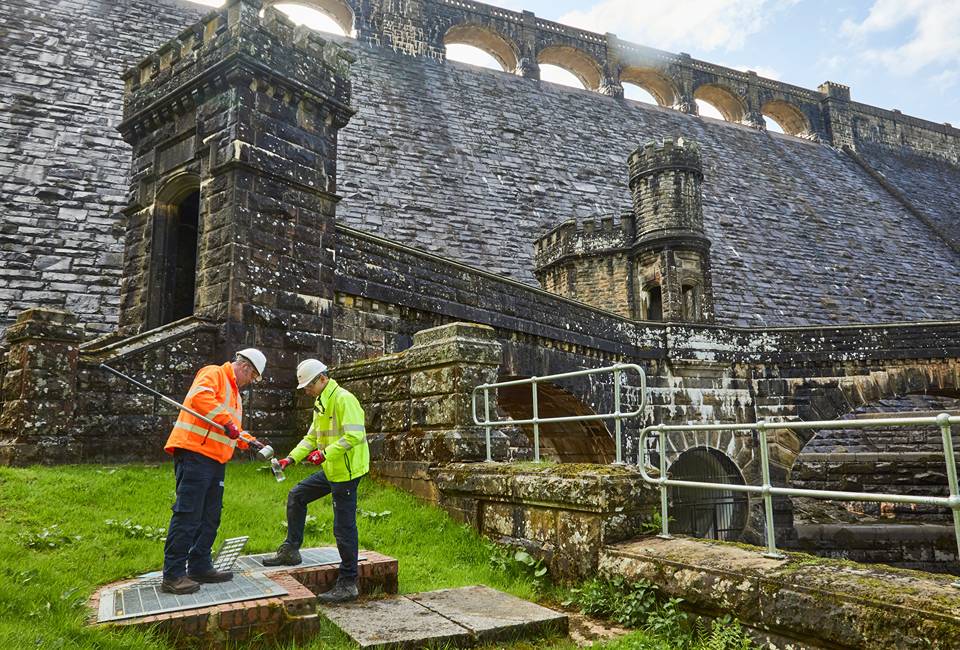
left=669, top=447, right=748, bottom=540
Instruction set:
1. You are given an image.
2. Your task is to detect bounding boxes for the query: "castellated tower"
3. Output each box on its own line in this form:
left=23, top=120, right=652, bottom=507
left=534, top=138, right=714, bottom=323
left=628, top=138, right=714, bottom=323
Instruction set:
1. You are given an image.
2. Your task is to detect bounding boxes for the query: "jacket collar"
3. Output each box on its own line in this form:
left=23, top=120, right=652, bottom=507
left=223, top=362, right=239, bottom=394
left=316, top=378, right=340, bottom=412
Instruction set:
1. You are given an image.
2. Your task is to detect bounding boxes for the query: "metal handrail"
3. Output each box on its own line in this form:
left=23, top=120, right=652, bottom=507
left=638, top=413, right=960, bottom=588
left=472, top=363, right=646, bottom=463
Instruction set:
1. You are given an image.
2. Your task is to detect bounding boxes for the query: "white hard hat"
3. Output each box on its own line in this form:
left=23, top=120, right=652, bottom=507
left=297, top=358, right=328, bottom=389
left=237, top=348, right=267, bottom=376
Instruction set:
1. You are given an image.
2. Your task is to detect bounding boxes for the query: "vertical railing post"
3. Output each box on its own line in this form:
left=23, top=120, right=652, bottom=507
left=614, top=365, right=622, bottom=464
left=531, top=379, right=540, bottom=462
left=937, top=413, right=960, bottom=589
left=757, top=421, right=785, bottom=559
left=657, top=427, right=672, bottom=539
left=483, top=387, right=492, bottom=462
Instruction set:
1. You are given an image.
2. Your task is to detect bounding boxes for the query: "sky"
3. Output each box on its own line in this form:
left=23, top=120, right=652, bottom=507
left=188, top=0, right=960, bottom=129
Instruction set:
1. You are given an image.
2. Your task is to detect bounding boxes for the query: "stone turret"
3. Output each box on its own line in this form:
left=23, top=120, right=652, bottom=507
left=533, top=215, right=636, bottom=318
left=534, top=138, right=714, bottom=323
left=628, top=138, right=714, bottom=322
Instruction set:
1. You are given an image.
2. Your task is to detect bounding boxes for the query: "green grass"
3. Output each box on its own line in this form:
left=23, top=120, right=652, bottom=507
left=0, top=463, right=674, bottom=649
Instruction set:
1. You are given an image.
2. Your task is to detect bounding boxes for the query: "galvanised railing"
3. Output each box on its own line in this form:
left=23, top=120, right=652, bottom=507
left=472, top=363, right=646, bottom=463
left=638, top=413, right=960, bottom=588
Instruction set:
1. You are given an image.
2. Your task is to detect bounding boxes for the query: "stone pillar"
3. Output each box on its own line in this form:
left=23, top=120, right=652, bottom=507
left=672, top=55, right=698, bottom=115
left=0, top=309, right=83, bottom=465
left=819, top=81, right=854, bottom=149
left=743, top=71, right=766, bottom=129
left=598, top=34, right=624, bottom=98
left=516, top=11, right=541, bottom=80
left=116, top=0, right=355, bottom=441
left=376, top=0, right=445, bottom=59
left=628, top=138, right=714, bottom=322
left=404, top=322, right=503, bottom=462
left=333, top=322, right=507, bottom=500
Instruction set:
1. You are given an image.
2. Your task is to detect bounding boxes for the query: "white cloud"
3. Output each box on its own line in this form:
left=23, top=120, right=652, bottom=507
left=559, top=0, right=794, bottom=53
left=842, top=0, right=960, bottom=76
left=732, top=64, right=781, bottom=80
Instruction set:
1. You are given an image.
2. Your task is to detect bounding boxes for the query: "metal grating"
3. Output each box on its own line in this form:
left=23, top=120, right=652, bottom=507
left=237, top=547, right=363, bottom=571
left=213, top=536, right=249, bottom=571
left=97, top=572, right=287, bottom=622
left=134, top=536, right=250, bottom=587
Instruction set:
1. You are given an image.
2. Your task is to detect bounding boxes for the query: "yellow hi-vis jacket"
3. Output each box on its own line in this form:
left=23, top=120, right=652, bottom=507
left=289, top=378, right=368, bottom=482
left=164, top=362, right=246, bottom=464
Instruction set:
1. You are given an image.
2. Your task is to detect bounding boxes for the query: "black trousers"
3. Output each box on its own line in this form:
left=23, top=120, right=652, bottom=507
left=284, top=471, right=362, bottom=582
left=162, top=449, right=225, bottom=580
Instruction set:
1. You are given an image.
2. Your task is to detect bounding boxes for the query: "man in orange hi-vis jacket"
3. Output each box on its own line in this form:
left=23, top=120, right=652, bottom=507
left=160, top=348, right=267, bottom=595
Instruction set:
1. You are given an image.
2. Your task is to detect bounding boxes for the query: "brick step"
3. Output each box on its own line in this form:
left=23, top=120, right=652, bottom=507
left=89, top=547, right=398, bottom=646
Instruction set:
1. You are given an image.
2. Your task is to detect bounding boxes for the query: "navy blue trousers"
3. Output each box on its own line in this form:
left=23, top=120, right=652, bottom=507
left=162, top=449, right=225, bottom=580
left=284, top=472, right=361, bottom=582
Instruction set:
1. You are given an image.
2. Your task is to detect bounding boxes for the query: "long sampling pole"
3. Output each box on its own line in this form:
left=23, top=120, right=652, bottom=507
left=98, top=363, right=277, bottom=465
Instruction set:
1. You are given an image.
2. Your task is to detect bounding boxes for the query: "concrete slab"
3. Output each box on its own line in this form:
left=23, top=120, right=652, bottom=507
left=408, top=585, right=567, bottom=642
left=320, top=596, right=472, bottom=648
left=320, top=585, right=567, bottom=649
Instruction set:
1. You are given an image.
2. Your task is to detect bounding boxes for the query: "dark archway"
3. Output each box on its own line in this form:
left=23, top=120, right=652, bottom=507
left=496, top=377, right=615, bottom=463
left=669, top=447, right=748, bottom=540
left=149, top=180, right=200, bottom=328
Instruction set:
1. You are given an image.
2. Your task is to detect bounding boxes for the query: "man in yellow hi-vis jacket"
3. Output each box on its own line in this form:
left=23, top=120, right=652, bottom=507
left=263, top=358, right=368, bottom=603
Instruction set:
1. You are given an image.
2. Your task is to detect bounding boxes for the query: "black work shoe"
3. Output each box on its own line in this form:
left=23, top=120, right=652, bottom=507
left=261, top=543, right=302, bottom=567
left=317, top=580, right=359, bottom=604
left=188, top=569, right=234, bottom=583
left=160, top=575, right=201, bottom=595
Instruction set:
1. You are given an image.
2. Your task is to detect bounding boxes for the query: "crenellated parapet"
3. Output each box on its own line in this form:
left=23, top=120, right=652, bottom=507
left=120, top=0, right=353, bottom=137
left=535, top=138, right=714, bottom=323
left=533, top=214, right=635, bottom=270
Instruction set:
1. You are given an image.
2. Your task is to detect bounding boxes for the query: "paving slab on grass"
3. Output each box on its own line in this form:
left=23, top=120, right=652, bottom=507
left=320, top=585, right=568, bottom=649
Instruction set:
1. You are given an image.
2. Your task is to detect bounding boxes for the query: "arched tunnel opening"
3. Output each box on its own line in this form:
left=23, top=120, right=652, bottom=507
left=668, top=447, right=748, bottom=541
left=495, top=377, right=615, bottom=464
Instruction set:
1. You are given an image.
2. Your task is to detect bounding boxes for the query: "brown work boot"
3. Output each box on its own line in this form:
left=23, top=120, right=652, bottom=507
left=261, top=542, right=302, bottom=566
left=188, top=569, right=234, bottom=583
left=317, top=579, right=359, bottom=604
left=160, top=575, right=201, bottom=595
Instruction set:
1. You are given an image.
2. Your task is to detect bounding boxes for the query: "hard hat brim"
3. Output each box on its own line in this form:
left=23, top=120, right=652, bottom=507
left=297, top=373, right=323, bottom=389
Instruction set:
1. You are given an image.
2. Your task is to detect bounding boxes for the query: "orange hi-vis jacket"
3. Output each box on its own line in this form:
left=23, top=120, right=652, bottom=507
left=164, top=362, right=246, bottom=464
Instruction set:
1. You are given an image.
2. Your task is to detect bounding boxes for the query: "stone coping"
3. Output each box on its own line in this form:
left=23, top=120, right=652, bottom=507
left=601, top=536, right=960, bottom=649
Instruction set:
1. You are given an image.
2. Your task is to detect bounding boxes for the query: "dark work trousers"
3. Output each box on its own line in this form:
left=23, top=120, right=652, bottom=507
left=285, top=471, right=362, bottom=583
left=162, top=449, right=226, bottom=580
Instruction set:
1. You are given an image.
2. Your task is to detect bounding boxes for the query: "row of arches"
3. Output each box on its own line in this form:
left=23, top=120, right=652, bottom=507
left=242, top=1, right=815, bottom=137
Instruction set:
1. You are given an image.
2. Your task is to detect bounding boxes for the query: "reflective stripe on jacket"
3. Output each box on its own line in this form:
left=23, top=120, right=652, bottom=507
left=289, top=378, right=368, bottom=482
left=164, top=362, right=244, bottom=464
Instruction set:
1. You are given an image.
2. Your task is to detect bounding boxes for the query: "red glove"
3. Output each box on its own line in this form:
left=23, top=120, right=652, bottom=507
left=278, top=457, right=293, bottom=470
left=306, top=449, right=325, bottom=465
left=224, top=422, right=241, bottom=440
